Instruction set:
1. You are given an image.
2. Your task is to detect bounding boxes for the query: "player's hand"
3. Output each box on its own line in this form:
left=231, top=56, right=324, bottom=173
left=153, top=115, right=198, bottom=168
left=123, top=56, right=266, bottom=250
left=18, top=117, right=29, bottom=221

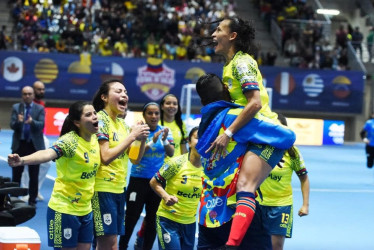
left=205, top=133, right=230, bottom=160
left=363, top=138, right=370, bottom=144
left=161, top=128, right=169, bottom=141
left=131, top=123, right=150, bottom=141
left=8, top=154, right=22, bottom=167
left=298, top=205, right=309, bottom=217
left=163, top=195, right=178, bottom=206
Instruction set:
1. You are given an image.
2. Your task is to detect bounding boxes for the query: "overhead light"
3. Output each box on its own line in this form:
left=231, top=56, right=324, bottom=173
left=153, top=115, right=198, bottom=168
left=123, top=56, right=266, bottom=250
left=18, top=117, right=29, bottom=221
left=316, top=9, right=340, bottom=15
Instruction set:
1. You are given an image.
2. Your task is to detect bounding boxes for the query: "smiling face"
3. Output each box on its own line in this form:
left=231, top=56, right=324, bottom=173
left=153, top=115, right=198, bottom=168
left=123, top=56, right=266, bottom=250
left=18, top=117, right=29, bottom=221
left=102, top=82, right=128, bottom=117
left=75, top=105, right=99, bottom=139
left=161, top=95, right=178, bottom=119
left=143, top=104, right=160, bottom=130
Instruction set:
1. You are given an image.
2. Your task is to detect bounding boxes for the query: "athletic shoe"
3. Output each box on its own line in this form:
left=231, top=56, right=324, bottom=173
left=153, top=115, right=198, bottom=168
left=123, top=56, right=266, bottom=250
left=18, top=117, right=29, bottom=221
left=37, top=193, right=44, bottom=201
left=134, top=232, right=144, bottom=250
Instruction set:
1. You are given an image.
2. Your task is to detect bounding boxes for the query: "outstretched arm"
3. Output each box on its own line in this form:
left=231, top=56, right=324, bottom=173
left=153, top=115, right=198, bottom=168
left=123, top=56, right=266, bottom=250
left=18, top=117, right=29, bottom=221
left=297, top=174, right=310, bottom=217
left=8, top=148, right=57, bottom=167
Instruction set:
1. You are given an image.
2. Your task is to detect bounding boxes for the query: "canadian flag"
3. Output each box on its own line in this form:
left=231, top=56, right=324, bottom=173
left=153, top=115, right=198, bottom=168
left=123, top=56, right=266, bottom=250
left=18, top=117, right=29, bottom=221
left=2, top=56, right=24, bottom=82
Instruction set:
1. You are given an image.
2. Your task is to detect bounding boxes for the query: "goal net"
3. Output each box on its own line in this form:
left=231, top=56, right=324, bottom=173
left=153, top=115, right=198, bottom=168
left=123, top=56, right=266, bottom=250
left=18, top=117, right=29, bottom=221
left=180, top=83, right=202, bottom=132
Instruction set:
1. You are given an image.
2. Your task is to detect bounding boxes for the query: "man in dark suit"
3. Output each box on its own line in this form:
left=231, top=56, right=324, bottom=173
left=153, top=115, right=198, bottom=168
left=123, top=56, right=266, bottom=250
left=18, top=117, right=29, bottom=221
left=10, top=86, right=45, bottom=206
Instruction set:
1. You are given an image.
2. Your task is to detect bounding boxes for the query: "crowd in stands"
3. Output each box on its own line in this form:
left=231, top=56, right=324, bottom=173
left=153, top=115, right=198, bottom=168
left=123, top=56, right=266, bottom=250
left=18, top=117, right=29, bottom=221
left=7, top=0, right=240, bottom=63
left=4, top=0, right=373, bottom=68
left=254, top=0, right=371, bottom=70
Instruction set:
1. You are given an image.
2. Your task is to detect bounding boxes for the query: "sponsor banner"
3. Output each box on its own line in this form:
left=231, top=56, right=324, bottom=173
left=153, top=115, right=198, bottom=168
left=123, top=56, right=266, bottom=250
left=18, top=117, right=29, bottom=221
left=0, top=52, right=364, bottom=114
left=287, top=118, right=345, bottom=146
left=323, top=120, right=345, bottom=145
left=45, top=107, right=69, bottom=136
left=287, top=118, right=324, bottom=146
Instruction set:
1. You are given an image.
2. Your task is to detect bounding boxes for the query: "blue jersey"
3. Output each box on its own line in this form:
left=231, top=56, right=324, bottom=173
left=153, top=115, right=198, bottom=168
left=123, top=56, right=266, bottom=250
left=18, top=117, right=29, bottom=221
left=131, top=125, right=173, bottom=179
left=363, top=119, right=374, bottom=146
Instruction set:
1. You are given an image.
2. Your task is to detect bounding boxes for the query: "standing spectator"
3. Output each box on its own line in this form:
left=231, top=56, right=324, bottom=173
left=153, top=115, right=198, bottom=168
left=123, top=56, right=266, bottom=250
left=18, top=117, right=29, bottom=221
left=0, top=25, right=7, bottom=50
left=351, top=26, right=363, bottom=60
left=360, top=112, right=374, bottom=168
left=33, top=81, right=45, bottom=107
left=335, top=24, right=348, bottom=49
left=10, top=86, right=45, bottom=206
left=366, top=27, right=374, bottom=63
left=21, top=80, right=49, bottom=201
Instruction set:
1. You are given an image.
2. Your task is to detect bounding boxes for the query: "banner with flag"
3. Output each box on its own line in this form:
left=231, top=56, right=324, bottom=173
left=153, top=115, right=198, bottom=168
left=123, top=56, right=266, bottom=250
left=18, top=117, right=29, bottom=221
left=0, top=51, right=364, bottom=114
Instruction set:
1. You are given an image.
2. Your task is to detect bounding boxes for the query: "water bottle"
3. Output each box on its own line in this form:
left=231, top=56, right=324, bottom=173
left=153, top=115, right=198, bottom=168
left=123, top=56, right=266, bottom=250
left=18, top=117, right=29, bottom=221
left=129, top=140, right=141, bottom=160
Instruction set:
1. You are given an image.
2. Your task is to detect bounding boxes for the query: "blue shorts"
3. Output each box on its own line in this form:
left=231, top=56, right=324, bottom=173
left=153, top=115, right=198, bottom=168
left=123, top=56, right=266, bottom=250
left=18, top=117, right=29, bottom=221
left=47, top=207, right=93, bottom=248
left=156, top=216, right=196, bottom=250
left=92, top=191, right=126, bottom=236
left=261, top=205, right=293, bottom=238
left=197, top=202, right=271, bottom=250
left=248, top=143, right=285, bottom=168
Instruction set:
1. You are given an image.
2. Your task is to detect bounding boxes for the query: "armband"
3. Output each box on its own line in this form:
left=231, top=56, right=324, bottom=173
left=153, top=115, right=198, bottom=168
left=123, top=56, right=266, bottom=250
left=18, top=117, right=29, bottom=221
left=147, top=141, right=155, bottom=147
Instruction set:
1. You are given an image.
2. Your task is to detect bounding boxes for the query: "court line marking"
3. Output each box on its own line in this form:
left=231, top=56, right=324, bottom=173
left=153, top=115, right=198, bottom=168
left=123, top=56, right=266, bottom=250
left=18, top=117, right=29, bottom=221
left=295, top=188, right=374, bottom=193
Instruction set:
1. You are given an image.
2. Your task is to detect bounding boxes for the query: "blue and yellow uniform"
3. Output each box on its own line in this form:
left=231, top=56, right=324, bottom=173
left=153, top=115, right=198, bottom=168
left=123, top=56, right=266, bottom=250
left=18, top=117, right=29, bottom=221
left=47, top=131, right=100, bottom=248
left=258, top=146, right=307, bottom=238
left=92, top=110, right=129, bottom=236
left=155, top=154, right=202, bottom=249
left=131, top=125, right=173, bottom=178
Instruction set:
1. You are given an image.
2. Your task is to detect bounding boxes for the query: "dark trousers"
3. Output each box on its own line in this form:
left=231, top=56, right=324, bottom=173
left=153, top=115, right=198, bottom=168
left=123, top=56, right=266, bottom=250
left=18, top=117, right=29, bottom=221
left=12, top=140, right=40, bottom=205
left=119, top=177, right=161, bottom=250
left=366, top=144, right=374, bottom=168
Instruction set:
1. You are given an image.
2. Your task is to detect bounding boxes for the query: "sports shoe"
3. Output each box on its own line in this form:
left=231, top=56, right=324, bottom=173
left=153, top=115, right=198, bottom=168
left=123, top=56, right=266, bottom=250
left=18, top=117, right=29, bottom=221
left=134, top=232, right=144, bottom=250
left=37, top=192, right=44, bottom=201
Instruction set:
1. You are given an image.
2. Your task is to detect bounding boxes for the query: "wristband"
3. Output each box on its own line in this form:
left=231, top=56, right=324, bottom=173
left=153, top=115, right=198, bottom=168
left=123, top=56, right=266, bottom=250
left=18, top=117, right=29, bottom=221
left=147, top=141, right=155, bottom=147
left=163, top=139, right=170, bottom=146
left=224, top=129, right=233, bottom=138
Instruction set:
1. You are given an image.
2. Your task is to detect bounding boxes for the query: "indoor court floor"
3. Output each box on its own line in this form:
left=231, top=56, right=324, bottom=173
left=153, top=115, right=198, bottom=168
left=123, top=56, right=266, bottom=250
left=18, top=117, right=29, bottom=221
left=1, top=129, right=373, bottom=249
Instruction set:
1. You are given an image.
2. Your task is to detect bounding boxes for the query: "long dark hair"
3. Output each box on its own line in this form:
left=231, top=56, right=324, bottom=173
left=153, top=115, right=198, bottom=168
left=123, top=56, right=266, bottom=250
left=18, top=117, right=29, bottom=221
left=92, top=79, right=124, bottom=112
left=60, top=101, right=91, bottom=137
left=225, top=16, right=257, bottom=55
left=159, top=94, right=185, bottom=142
left=277, top=113, right=296, bottom=158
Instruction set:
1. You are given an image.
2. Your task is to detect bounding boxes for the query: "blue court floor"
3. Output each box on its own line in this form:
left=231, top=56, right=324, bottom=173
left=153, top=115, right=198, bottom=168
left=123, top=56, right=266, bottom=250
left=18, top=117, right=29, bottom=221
left=1, top=129, right=373, bottom=249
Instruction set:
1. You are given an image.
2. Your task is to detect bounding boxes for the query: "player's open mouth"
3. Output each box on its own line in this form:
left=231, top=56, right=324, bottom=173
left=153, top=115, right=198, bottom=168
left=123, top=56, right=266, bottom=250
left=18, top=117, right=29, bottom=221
left=93, top=122, right=99, bottom=128
left=119, top=100, right=127, bottom=107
